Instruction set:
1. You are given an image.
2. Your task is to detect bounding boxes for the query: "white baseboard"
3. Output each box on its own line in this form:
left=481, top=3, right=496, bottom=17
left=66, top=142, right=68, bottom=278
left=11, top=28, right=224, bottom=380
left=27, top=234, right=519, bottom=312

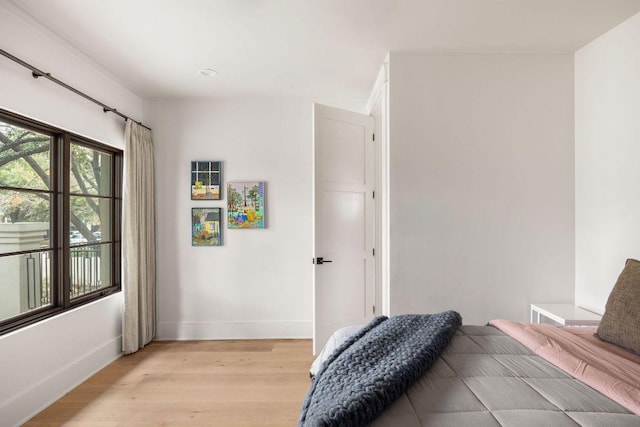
left=156, top=320, right=312, bottom=340
left=2, top=336, right=122, bottom=427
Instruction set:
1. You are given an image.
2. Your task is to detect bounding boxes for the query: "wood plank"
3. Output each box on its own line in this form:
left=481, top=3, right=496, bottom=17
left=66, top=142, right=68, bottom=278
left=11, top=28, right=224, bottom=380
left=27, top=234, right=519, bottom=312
left=25, top=340, right=314, bottom=427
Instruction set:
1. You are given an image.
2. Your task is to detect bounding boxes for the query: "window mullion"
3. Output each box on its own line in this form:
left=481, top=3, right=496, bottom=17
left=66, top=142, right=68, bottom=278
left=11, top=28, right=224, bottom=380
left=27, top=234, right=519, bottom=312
left=60, top=133, right=71, bottom=308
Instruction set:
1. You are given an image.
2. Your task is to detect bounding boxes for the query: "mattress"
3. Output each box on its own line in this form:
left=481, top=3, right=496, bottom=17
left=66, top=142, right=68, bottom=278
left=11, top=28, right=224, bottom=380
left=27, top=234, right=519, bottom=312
left=367, top=325, right=640, bottom=427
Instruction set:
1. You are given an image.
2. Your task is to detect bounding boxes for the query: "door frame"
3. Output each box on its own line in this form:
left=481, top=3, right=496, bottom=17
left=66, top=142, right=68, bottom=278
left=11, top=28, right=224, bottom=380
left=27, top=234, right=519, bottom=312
left=367, top=59, right=390, bottom=317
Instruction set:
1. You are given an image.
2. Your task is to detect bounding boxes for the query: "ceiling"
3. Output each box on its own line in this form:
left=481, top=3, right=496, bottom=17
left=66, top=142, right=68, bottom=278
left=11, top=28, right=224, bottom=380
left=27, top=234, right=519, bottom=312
left=6, top=0, right=640, bottom=101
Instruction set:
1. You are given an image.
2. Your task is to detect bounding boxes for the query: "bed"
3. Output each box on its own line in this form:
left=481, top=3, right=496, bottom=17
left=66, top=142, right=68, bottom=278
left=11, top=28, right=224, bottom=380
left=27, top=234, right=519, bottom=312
left=299, top=260, right=640, bottom=427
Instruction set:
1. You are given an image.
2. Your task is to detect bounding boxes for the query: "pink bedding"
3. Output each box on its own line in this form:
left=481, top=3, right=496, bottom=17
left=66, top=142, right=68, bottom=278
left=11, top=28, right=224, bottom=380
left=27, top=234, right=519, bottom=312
left=490, top=319, right=640, bottom=416
left=563, top=326, right=640, bottom=365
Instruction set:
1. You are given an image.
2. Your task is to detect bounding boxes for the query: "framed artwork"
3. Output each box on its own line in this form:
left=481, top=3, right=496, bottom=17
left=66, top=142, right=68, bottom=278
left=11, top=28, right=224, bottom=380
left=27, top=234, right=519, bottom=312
left=191, top=161, right=222, bottom=200
left=227, top=181, right=265, bottom=229
left=192, top=207, right=222, bottom=246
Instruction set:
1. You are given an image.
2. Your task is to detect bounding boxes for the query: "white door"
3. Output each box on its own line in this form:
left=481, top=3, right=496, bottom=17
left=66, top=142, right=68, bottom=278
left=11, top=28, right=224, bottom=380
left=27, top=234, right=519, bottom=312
left=313, top=103, right=375, bottom=354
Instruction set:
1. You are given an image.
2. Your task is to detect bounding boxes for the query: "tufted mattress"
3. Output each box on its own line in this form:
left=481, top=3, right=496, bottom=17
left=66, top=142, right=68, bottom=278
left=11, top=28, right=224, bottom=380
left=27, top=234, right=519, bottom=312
left=369, top=325, right=640, bottom=427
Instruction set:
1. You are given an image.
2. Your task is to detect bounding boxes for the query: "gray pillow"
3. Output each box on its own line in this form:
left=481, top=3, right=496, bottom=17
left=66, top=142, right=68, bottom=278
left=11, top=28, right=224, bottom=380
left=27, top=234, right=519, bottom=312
left=596, top=258, right=640, bottom=354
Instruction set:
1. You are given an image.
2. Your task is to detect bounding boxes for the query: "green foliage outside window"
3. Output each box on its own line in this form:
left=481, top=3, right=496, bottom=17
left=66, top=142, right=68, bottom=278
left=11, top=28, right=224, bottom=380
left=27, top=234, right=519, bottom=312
left=0, top=121, right=111, bottom=241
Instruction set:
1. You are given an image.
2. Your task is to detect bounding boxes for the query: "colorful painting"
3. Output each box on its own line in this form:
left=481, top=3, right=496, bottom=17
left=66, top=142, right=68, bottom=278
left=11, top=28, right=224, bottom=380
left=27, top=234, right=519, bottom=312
left=227, top=181, right=265, bottom=229
left=191, top=161, right=222, bottom=200
left=192, top=207, right=222, bottom=246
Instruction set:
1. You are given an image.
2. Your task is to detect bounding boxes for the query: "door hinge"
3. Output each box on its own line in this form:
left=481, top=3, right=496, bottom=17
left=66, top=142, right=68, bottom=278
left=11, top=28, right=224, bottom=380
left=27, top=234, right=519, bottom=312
left=372, top=133, right=375, bottom=142
left=373, top=191, right=375, bottom=199
left=372, top=248, right=375, bottom=256
left=373, top=305, right=376, bottom=315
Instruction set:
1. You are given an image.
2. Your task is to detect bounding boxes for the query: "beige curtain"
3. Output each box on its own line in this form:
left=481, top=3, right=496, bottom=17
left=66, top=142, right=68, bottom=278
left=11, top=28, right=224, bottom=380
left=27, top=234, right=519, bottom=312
left=123, top=120, right=156, bottom=354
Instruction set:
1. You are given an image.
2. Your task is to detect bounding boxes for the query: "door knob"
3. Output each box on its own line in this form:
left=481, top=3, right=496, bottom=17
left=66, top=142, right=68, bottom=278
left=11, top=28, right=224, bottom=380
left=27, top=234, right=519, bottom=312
left=315, top=257, right=333, bottom=265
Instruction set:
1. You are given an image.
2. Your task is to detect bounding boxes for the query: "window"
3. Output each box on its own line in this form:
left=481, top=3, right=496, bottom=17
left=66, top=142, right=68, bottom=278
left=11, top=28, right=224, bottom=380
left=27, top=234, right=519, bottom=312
left=0, top=109, right=122, bottom=334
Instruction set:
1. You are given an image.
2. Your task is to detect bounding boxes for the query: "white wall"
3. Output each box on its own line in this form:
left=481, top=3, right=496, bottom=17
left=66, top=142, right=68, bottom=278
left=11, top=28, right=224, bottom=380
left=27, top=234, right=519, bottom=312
left=575, top=12, right=640, bottom=314
left=388, top=52, right=575, bottom=324
left=146, top=98, right=314, bottom=339
left=0, top=3, right=143, bottom=425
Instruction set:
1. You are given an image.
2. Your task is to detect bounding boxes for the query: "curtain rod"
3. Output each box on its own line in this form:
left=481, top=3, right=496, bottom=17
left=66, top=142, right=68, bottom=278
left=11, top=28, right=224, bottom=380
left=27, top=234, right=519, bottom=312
left=0, top=48, right=151, bottom=131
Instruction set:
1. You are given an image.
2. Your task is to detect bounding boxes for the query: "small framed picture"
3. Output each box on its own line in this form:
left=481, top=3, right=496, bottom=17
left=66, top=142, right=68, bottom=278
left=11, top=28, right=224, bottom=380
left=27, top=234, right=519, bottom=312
left=227, top=181, right=265, bottom=229
left=191, top=161, right=222, bottom=200
left=192, top=207, right=222, bottom=246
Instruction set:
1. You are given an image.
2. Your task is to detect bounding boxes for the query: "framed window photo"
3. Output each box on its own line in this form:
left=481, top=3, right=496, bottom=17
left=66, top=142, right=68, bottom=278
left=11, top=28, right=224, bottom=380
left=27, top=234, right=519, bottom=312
left=192, top=207, right=222, bottom=246
left=227, top=181, right=265, bottom=229
left=191, top=161, right=222, bottom=200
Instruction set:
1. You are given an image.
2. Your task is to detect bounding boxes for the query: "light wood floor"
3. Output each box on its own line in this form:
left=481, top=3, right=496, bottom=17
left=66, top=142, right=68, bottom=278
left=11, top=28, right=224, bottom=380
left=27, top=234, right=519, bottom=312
left=25, top=339, right=314, bottom=427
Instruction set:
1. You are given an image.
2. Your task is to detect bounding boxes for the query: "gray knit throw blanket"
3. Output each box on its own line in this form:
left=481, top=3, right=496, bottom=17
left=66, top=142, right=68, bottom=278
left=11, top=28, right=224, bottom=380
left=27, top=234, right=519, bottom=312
left=299, top=311, right=462, bottom=427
